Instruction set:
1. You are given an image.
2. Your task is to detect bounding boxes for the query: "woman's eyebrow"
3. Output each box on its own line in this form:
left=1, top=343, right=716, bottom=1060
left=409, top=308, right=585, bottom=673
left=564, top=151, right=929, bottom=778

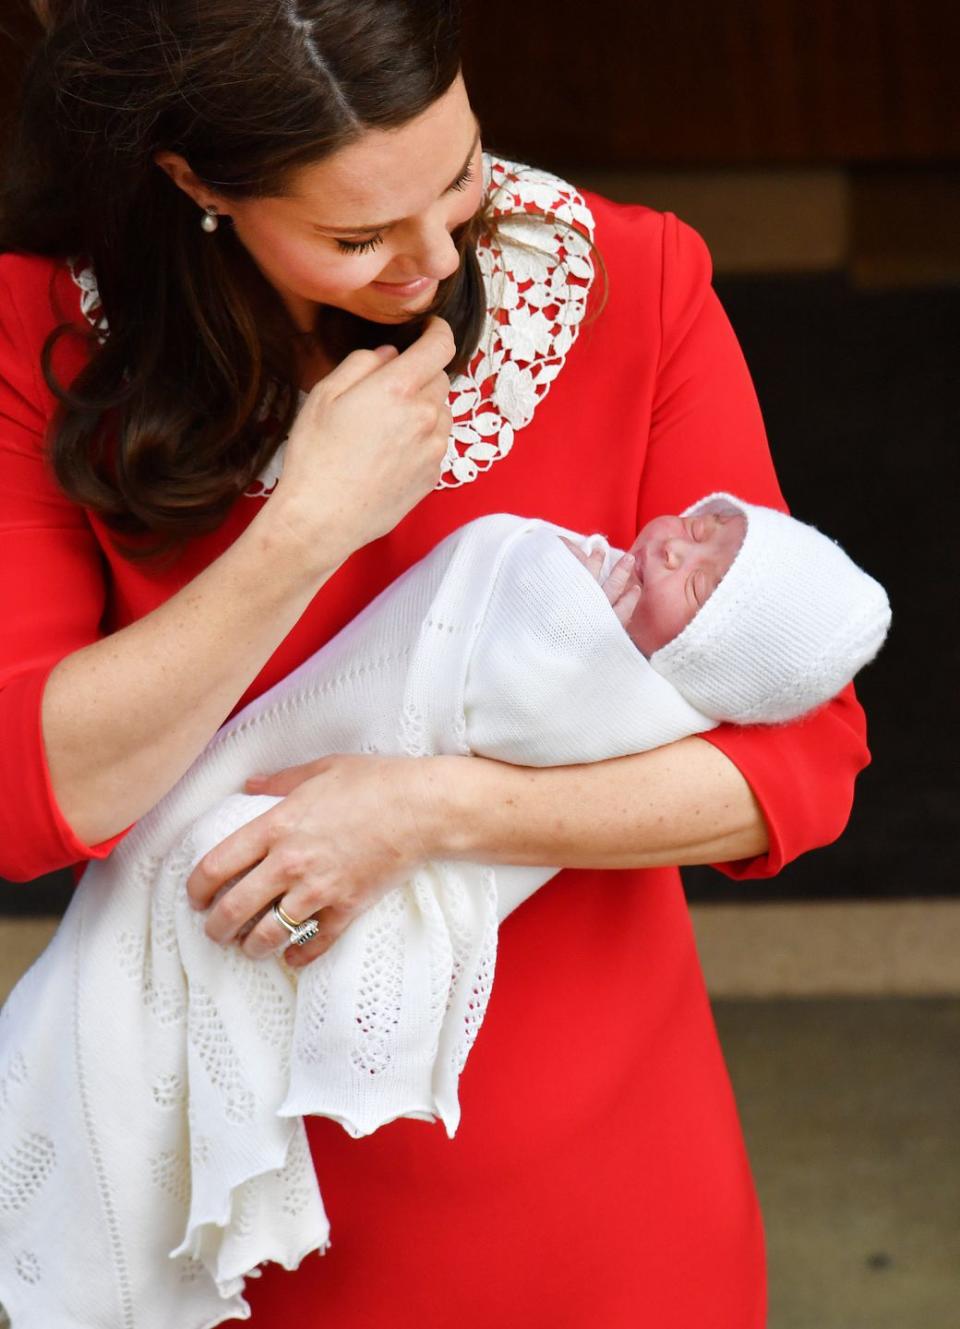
left=312, top=119, right=482, bottom=236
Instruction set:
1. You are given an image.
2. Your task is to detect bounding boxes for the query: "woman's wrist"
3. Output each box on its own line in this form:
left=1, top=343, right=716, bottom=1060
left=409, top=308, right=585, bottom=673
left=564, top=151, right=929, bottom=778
left=246, top=492, right=351, bottom=587
left=404, top=754, right=504, bottom=860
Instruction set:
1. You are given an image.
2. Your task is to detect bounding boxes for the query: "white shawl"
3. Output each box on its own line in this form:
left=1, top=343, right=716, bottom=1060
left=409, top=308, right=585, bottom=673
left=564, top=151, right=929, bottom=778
left=0, top=515, right=714, bottom=1328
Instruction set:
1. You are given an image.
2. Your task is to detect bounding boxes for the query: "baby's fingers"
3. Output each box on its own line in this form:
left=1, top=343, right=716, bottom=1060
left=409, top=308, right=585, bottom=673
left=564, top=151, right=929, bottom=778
left=559, top=537, right=604, bottom=582
left=612, top=583, right=642, bottom=629
left=601, top=552, right=636, bottom=606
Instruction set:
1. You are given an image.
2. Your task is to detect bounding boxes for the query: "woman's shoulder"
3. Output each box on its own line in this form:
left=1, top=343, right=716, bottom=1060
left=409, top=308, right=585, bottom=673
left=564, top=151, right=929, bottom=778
left=0, top=252, right=92, bottom=422
left=0, top=249, right=62, bottom=288
left=581, top=186, right=714, bottom=306
left=483, top=154, right=713, bottom=327
left=0, top=251, right=90, bottom=336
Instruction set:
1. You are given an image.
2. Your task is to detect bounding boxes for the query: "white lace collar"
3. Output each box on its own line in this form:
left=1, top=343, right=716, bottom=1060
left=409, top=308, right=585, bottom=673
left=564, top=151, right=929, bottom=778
left=68, top=153, right=596, bottom=496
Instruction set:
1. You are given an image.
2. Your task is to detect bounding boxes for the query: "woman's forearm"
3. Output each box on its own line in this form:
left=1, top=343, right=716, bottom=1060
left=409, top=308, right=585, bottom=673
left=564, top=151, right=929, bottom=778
left=418, top=736, right=769, bottom=870
left=41, top=505, right=342, bottom=845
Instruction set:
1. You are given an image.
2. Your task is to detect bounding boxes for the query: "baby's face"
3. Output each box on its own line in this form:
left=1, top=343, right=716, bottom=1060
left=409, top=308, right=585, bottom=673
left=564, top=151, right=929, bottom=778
left=624, top=510, right=746, bottom=655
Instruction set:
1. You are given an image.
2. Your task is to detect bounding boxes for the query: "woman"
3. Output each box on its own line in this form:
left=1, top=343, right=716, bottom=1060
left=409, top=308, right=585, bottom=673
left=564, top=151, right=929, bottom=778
left=0, top=1, right=869, bottom=1325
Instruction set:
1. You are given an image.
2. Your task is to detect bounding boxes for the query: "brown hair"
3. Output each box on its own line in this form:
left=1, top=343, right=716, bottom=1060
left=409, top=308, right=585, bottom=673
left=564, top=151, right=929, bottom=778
left=1, top=0, right=605, bottom=560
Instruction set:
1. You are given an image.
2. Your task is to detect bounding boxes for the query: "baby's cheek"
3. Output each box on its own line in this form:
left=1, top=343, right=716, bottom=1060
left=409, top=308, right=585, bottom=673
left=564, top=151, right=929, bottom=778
left=626, top=592, right=699, bottom=659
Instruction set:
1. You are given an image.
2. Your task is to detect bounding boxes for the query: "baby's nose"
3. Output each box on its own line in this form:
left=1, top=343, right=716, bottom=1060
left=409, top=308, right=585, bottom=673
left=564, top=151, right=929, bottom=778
left=662, top=536, right=689, bottom=570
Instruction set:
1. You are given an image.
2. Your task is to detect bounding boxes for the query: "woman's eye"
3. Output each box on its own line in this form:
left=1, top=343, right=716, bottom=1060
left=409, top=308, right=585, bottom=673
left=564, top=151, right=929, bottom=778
left=335, top=233, right=385, bottom=255
left=450, top=165, right=475, bottom=193
left=333, top=163, right=475, bottom=256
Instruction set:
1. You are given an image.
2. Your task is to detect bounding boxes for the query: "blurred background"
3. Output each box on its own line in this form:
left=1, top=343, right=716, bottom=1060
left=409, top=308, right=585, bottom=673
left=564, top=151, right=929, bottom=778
left=1, top=2, right=958, bottom=1325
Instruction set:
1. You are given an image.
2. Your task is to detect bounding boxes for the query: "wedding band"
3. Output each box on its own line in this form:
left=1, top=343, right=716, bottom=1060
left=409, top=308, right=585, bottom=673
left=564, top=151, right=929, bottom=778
left=272, top=901, right=320, bottom=947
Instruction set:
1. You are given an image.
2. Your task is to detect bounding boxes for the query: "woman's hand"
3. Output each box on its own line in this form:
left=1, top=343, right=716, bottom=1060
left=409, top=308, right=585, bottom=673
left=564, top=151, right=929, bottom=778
left=266, top=317, right=456, bottom=571
left=185, top=755, right=437, bottom=967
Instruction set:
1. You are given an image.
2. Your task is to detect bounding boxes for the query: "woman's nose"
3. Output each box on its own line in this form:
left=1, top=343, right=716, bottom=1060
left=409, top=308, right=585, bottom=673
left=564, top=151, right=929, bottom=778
left=403, top=216, right=461, bottom=282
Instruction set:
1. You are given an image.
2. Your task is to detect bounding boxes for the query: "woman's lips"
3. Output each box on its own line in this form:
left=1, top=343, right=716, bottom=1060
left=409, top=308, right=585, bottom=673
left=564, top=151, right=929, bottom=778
left=370, top=275, right=436, bottom=298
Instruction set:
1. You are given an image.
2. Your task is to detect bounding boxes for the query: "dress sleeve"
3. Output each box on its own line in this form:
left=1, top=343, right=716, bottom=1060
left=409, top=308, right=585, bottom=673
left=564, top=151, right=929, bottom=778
left=0, top=261, right=132, bottom=882
left=636, top=211, right=871, bottom=879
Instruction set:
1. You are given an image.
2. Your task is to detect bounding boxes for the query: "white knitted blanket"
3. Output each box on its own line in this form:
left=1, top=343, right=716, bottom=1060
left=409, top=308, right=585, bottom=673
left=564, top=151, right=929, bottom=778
left=0, top=514, right=714, bottom=1329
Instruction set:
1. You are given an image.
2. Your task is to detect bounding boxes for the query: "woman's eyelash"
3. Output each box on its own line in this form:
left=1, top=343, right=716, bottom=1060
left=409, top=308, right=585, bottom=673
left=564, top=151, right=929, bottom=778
left=335, top=165, right=475, bottom=255
left=449, top=164, right=474, bottom=193
left=336, top=233, right=385, bottom=255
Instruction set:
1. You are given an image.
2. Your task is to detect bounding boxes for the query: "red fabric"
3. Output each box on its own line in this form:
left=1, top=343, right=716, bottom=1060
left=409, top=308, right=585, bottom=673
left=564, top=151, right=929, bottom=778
left=0, top=193, right=870, bottom=1324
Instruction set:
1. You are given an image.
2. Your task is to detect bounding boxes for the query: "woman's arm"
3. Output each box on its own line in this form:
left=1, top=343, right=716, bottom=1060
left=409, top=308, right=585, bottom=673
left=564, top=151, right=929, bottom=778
left=187, top=741, right=764, bottom=967
left=40, top=508, right=343, bottom=846
left=41, top=319, right=450, bottom=847
left=0, top=262, right=454, bottom=876
left=420, top=739, right=768, bottom=869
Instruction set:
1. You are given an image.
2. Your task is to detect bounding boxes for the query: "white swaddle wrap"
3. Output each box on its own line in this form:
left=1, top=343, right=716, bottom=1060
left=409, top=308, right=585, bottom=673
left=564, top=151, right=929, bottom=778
left=0, top=514, right=714, bottom=1329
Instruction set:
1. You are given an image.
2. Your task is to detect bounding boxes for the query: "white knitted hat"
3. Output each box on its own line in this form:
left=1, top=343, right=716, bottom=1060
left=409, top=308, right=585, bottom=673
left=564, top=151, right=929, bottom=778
left=648, top=493, right=891, bottom=724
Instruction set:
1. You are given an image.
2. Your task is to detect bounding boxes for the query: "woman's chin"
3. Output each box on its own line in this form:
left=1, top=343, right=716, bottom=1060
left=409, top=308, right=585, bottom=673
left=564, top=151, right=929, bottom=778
left=362, top=308, right=426, bottom=325
left=372, top=295, right=439, bottom=322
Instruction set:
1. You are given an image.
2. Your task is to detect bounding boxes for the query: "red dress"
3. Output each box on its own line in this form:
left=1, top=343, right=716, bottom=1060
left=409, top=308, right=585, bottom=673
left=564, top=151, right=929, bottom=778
left=0, top=179, right=869, bottom=1326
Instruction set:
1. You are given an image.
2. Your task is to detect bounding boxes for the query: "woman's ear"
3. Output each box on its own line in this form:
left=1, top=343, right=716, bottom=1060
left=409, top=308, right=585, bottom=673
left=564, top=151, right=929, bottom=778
left=30, top=0, right=50, bottom=27
left=153, top=151, right=222, bottom=215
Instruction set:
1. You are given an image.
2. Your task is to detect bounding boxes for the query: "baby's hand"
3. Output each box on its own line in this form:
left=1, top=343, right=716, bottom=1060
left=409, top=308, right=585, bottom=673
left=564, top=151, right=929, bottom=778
left=559, top=538, right=643, bottom=631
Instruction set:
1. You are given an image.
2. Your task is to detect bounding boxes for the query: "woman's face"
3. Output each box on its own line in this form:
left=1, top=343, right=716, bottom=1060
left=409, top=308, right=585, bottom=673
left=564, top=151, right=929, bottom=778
left=160, top=73, right=484, bottom=331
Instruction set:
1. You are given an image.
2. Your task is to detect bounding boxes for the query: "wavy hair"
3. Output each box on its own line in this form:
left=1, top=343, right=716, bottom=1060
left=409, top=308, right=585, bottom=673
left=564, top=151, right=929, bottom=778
left=1, top=0, right=604, bottom=560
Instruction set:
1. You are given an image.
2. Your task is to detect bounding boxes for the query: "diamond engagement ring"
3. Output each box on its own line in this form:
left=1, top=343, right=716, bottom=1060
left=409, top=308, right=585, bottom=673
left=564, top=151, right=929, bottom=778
left=272, top=901, right=320, bottom=947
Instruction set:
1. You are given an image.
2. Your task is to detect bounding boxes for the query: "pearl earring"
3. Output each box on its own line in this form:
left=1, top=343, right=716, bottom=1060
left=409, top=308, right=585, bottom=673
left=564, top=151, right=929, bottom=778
left=200, top=206, right=219, bottom=233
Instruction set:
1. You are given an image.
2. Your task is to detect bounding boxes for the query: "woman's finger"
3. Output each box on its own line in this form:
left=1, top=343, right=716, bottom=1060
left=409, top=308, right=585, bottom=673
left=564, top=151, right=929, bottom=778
left=239, top=892, right=331, bottom=961
left=280, top=904, right=355, bottom=968
left=244, top=757, right=334, bottom=796
left=186, top=806, right=278, bottom=912
left=379, top=316, right=456, bottom=392
left=312, top=343, right=397, bottom=399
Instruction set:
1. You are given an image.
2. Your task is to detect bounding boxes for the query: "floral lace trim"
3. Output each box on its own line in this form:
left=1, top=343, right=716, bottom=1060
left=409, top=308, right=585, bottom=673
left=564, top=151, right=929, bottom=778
left=66, top=153, right=596, bottom=496
left=67, top=257, right=110, bottom=342
left=438, top=153, right=596, bottom=488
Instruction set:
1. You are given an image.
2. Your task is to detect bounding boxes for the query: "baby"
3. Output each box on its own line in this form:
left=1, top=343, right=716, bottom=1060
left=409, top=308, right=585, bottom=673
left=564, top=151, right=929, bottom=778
left=561, top=491, right=891, bottom=724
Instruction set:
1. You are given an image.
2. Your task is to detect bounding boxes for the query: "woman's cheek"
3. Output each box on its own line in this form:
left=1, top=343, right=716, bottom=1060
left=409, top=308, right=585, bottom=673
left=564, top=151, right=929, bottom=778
left=232, top=217, right=388, bottom=311
left=282, top=241, right=383, bottom=300
left=454, top=176, right=485, bottom=228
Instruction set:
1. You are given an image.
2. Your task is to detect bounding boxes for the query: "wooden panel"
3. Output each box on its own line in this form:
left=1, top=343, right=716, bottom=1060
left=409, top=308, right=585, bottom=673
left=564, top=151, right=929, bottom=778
left=1, top=2, right=955, bottom=167
left=0, top=2, right=41, bottom=158
left=462, top=0, right=960, bottom=166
